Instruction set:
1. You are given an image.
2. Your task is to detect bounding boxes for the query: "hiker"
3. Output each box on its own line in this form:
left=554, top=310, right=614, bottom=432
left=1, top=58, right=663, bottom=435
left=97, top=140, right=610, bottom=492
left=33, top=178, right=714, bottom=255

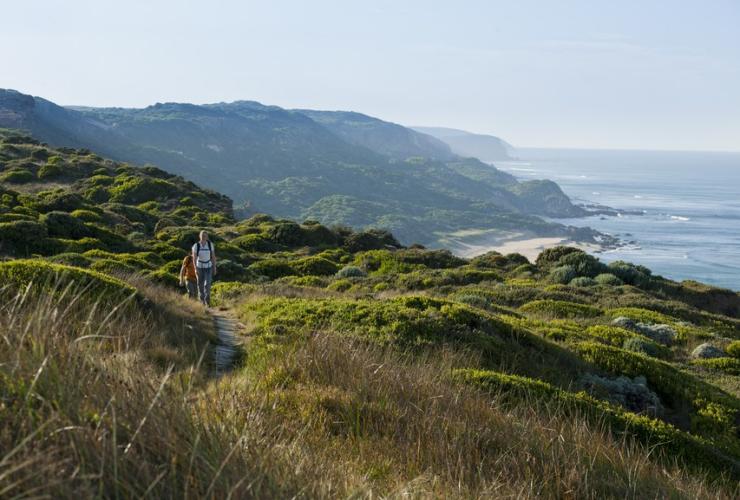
left=192, top=230, right=217, bottom=307
left=178, top=253, right=198, bottom=299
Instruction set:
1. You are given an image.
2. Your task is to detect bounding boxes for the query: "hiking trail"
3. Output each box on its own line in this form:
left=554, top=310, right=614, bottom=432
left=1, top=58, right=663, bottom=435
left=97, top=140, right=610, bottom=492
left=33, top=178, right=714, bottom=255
left=211, top=310, right=242, bottom=375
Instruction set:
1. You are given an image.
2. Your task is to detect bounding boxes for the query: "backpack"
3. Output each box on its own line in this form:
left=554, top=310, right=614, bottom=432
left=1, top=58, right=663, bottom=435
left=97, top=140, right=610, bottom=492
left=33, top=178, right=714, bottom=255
left=196, top=241, right=213, bottom=265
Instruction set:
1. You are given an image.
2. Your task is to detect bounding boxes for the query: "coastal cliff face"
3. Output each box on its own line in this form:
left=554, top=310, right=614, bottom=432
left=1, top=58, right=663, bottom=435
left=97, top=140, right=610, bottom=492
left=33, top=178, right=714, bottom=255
left=0, top=89, right=587, bottom=246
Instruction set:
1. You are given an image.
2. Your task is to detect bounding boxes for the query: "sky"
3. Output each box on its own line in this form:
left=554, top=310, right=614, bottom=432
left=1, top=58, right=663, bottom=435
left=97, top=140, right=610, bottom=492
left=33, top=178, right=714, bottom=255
left=2, top=0, right=739, bottom=151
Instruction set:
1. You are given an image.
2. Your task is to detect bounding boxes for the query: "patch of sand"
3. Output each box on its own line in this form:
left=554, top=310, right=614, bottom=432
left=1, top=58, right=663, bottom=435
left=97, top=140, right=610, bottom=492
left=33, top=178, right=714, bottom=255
left=450, top=237, right=604, bottom=262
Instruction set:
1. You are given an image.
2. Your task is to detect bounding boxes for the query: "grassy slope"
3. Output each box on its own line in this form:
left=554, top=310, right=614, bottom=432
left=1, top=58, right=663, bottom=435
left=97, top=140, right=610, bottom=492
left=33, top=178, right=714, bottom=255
left=1, top=131, right=740, bottom=497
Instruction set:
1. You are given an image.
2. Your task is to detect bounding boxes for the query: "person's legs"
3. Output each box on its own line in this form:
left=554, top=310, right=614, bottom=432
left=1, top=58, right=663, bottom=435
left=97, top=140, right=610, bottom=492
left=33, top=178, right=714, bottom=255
left=197, top=267, right=212, bottom=306
left=202, top=267, right=213, bottom=306
left=197, top=267, right=207, bottom=304
left=186, top=280, right=198, bottom=299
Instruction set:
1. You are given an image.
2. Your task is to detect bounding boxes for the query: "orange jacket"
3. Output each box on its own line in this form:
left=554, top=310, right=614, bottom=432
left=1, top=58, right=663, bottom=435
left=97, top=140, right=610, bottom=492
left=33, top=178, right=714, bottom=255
left=181, top=255, right=197, bottom=281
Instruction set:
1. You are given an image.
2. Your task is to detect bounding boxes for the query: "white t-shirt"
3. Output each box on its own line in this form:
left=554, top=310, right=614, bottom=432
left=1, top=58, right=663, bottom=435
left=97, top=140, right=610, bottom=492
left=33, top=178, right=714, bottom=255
left=192, top=240, right=215, bottom=268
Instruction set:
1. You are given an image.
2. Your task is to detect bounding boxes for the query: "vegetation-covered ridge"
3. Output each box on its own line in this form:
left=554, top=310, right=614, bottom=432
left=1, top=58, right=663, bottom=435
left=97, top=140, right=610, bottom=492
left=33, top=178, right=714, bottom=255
left=2, top=130, right=740, bottom=497
left=0, top=88, right=596, bottom=246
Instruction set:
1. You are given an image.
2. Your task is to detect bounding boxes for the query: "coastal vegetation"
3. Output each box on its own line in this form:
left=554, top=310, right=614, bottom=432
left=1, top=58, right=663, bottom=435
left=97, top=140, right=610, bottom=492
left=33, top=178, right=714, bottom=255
left=1, top=129, right=739, bottom=497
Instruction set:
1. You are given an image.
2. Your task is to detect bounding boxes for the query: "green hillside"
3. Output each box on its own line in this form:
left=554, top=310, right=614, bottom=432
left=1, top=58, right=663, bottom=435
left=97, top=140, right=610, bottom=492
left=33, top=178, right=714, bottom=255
left=2, top=131, right=740, bottom=497
left=0, top=89, right=591, bottom=246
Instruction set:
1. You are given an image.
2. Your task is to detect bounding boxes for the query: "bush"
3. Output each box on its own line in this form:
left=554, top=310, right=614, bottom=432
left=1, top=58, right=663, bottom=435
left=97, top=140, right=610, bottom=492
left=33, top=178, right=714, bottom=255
left=248, top=259, right=296, bottom=279
left=70, top=209, right=103, bottom=223
left=336, top=265, right=367, bottom=278
left=608, top=261, right=652, bottom=287
left=594, top=273, right=624, bottom=286
left=549, top=265, right=577, bottom=284
left=535, top=246, right=582, bottom=269
left=1, top=169, right=35, bottom=183
left=569, top=276, right=596, bottom=287
left=41, top=211, right=92, bottom=239
left=0, top=220, right=49, bottom=254
left=109, top=176, right=181, bottom=204
left=0, top=259, right=137, bottom=302
left=558, top=251, right=606, bottom=278
left=343, top=229, right=401, bottom=252
left=726, top=341, right=740, bottom=359
left=519, top=300, right=602, bottom=319
left=231, top=234, right=277, bottom=252
left=266, top=222, right=303, bottom=246
left=692, top=357, right=740, bottom=376
left=290, top=257, right=339, bottom=276
left=37, top=162, right=62, bottom=179
left=623, top=336, right=662, bottom=358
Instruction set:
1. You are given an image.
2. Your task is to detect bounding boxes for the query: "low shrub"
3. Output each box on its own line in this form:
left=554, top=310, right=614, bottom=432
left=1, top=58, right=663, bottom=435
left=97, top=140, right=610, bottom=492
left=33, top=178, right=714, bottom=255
left=726, top=341, right=740, bottom=359
left=692, top=357, right=740, bottom=376
left=569, top=276, right=596, bottom=287
left=594, top=273, right=624, bottom=286
left=549, top=265, right=577, bottom=284
left=336, top=265, right=367, bottom=278
left=622, top=336, right=662, bottom=358
left=519, top=299, right=602, bottom=319
left=0, top=259, right=136, bottom=302
left=290, top=256, right=340, bottom=277
left=248, top=259, right=296, bottom=279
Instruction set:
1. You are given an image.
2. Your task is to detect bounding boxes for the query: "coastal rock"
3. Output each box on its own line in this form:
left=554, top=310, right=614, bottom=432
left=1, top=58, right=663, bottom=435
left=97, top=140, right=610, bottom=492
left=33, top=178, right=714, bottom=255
left=691, top=343, right=725, bottom=359
left=581, top=374, right=663, bottom=416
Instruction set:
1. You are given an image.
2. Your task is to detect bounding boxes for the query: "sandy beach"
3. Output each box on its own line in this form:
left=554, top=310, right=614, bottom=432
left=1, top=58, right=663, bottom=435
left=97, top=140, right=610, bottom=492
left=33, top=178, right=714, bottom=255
left=440, top=230, right=604, bottom=262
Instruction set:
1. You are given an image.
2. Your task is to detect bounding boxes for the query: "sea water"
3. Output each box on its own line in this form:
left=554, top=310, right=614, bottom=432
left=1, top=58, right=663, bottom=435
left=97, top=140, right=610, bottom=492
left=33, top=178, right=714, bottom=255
left=497, top=148, right=740, bottom=291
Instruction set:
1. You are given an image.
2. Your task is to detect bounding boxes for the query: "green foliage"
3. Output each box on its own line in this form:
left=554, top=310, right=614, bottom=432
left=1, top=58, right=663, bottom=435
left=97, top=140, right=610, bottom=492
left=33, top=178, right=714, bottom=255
left=569, top=276, right=596, bottom=287
left=549, top=265, right=577, bottom=284
left=248, top=259, right=296, bottom=279
left=726, top=341, right=740, bottom=358
left=0, top=259, right=136, bottom=301
left=454, top=368, right=735, bottom=476
left=109, top=175, right=181, bottom=204
left=622, top=336, right=662, bottom=358
left=594, top=273, right=624, bottom=286
left=692, top=357, right=740, bottom=376
left=519, top=299, right=602, bottom=319
left=1, top=169, right=35, bottom=183
left=335, top=265, right=367, bottom=279
left=0, top=220, right=49, bottom=255
left=41, top=211, right=92, bottom=239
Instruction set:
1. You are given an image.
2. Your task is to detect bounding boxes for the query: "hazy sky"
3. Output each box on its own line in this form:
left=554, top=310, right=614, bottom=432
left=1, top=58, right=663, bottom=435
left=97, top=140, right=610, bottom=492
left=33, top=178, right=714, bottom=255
left=3, top=0, right=739, bottom=151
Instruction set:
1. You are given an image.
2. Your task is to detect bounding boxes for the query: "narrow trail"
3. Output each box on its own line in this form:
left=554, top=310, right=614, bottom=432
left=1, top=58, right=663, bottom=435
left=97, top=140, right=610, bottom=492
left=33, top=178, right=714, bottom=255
left=210, top=310, right=241, bottom=375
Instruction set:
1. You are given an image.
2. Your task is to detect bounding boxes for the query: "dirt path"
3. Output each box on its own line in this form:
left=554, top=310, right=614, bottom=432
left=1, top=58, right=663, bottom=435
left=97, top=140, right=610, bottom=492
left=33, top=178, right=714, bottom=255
left=211, top=310, right=241, bottom=375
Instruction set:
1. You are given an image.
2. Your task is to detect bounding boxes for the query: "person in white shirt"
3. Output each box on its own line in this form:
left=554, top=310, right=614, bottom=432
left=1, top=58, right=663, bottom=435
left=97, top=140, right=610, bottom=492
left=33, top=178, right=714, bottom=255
left=191, top=230, right=217, bottom=307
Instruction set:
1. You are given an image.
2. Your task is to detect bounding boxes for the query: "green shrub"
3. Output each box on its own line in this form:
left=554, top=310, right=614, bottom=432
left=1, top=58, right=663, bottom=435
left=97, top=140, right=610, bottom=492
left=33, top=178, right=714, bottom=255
left=46, top=253, right=94, bottom=268
left=211, top=281, right=255, bottom=306
left=328, top=279, right=353, bottom=292
left=535, top=246, right=583, bottom=269
left=336, top=265, right=367, bottom=278
left=37, top=162, right=62, bottom=179
left=90, top=258, right=138, bottom=276
left=454, top=368, right=735, bottom=476
left=594, top=273, right=624, bottom=286
left=726, top=341, right=740, bottom=359
left=41, top=211, right=92, bottom=239
left=0, top=259, right=136, bottom=302
left=623, top=337, right=662, bottom=358
left=569, top=276, right=596, bottom=287
left=519, top=300, right=602, bottom=319
left=692, top=358, right=740, bottom=376
left=608, top=261, right=652, bottom=287
left=1, top=169, right=35, bottom=183
left=549, top=265, right=577, bottom=284
left=0, top=220, right=49, bottom=254
left=70, top=209, right=103, bottom=222
left=109, top=175, right=181, bottom=204
left=58, top=237, right=106, bottom=253
left=584, top=325, right=636, bottom=346
left=248, top=259, right=296, bottom=279
left=231, top=234, right=276, bottom=252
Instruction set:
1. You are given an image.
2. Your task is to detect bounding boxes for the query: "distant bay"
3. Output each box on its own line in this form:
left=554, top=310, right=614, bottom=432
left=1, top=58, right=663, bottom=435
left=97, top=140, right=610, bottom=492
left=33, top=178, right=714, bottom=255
left=497, top=148, right=740, bottom=291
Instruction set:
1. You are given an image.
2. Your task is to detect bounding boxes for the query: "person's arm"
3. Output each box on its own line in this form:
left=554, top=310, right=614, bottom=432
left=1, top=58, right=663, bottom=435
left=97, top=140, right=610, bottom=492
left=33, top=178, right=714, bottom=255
left=212, top=244, right=217, bottom=276
left=179, top=264, right=185, bottom=285
left=192, top=246, right=199, bottom=278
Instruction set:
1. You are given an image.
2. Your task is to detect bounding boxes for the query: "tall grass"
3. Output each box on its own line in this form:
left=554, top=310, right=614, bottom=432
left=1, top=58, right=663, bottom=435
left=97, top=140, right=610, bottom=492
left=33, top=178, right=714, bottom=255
left=1, top=278, right=736, bottom=497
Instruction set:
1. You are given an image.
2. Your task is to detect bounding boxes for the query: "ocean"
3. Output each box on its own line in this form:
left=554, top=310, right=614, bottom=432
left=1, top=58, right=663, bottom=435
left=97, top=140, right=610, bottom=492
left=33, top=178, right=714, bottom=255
left=497, top=148, right=740, bottom=291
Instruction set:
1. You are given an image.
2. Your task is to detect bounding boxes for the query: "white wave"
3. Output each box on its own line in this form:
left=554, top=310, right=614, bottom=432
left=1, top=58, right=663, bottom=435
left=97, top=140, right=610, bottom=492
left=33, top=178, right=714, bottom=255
left=592, top=191, right=600, bottom=195
left=670, top=215, right=691, bottom=221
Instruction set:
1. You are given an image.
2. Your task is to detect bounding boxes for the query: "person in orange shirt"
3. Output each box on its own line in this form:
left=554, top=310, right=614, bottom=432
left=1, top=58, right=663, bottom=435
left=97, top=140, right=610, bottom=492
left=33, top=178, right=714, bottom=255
left=179, top=254, right=198, bottom=299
